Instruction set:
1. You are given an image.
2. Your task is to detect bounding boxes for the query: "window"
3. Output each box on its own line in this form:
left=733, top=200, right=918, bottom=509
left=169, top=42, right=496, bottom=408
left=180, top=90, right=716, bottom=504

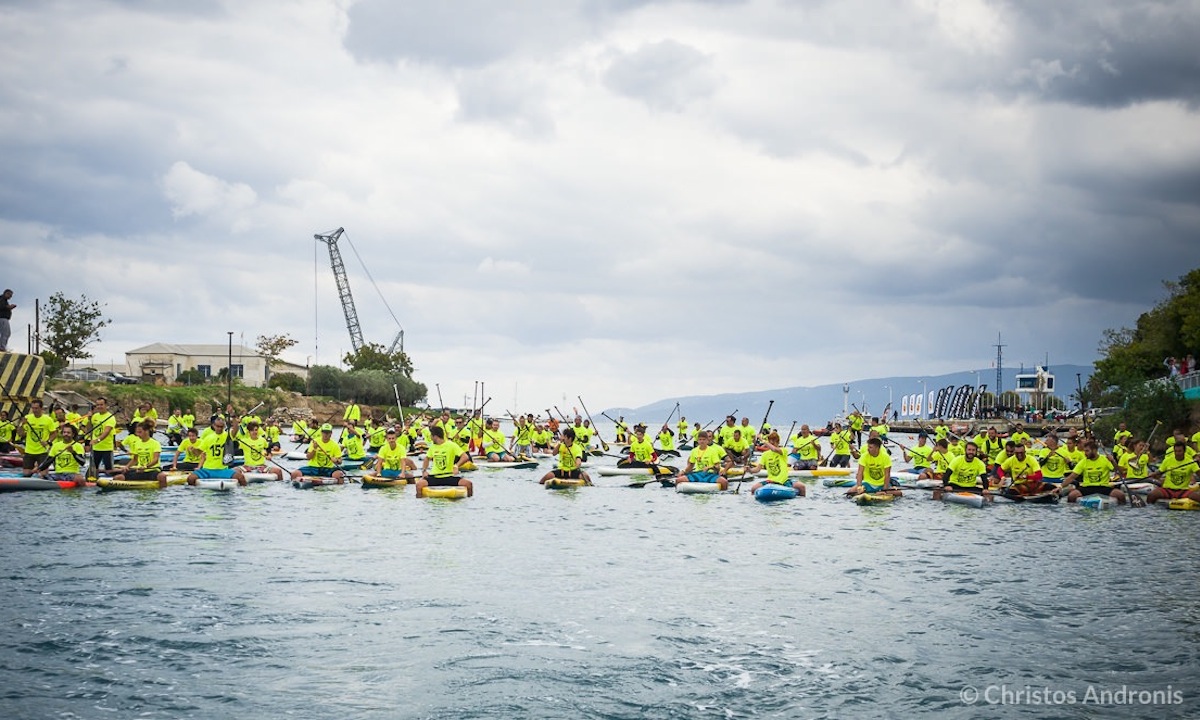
left=198, top=365, right=211, bottom=378
left=230, top=364, right=244, bottom=379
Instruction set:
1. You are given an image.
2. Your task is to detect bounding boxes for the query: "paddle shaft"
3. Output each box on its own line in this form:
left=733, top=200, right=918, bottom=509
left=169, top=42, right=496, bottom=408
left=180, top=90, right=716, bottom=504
left=392, top=383, right=405, bottom=426
left=576, top=396, right=608, bottom=451
left=735, top=400, right=773, bottom=492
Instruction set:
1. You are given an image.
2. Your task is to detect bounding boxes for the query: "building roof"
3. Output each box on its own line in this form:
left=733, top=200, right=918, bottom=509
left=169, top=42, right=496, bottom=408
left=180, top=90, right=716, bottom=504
left=127, top=342, right=262, bottom=357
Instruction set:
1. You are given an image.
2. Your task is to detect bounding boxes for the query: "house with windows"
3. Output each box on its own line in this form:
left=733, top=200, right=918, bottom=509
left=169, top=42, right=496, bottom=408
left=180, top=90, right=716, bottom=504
left=124, top=343, right=307, bottom=387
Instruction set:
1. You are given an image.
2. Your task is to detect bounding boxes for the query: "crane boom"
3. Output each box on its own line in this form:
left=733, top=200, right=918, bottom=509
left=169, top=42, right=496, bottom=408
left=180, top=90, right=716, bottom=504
left=314, top=227, right=364, bottom=354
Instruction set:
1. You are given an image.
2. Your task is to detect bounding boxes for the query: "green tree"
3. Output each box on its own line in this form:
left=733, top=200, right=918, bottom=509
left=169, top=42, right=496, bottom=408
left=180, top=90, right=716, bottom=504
left=177, top=368, right=208, bottom=386
left=1091, top=377, right=1189, bottom=452
left=40, top=292, right=110, bottom=377
left=343, top=342, right=414, bottom=376
left=307, top=365, right=344, bottom=398
left=268, top=372, right=306, bottom=393
left=1094, top=267, right=1200, bottom=387
left=255, top=333, right=299, bottom=380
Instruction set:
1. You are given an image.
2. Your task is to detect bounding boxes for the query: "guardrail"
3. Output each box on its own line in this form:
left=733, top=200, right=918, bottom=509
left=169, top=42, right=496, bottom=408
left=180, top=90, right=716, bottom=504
left=1175, top=370, right=1200, bottom=394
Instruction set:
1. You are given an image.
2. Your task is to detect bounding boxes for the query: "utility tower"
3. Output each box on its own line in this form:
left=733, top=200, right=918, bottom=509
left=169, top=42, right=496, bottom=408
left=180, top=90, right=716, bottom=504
left=994, top=333, right=1006, bottom=399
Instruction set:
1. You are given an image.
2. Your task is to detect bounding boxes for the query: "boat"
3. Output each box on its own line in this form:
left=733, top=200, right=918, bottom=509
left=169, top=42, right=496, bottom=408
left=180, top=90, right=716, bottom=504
left=0, top=478, right=86, bottom=492
left=595, top=465, right=676, bottom=477
left=292, top=477, right=345, bottom=489
left=97, top=477, right=172, bottom=491
left=853, top=492, right=896, bottom=505
left=1078, top=495, right=1117, bottom=510
left=420, top=486, right=468, bottom=499
left=676, top=481, right=721, bottom=494
left=1167, top=498, right=1199, bottom=511
left=360, top=475, right=408, bottom=488
left=753, top=484, right=798, bottom=502
left=545, top=477, right=587, bottom=489
left=821, top=477, right=856, bottom=488
left=794, top=467, right=853, bottom=478
left=473, top=460, right=539, bottom=470
left=944, top=492, right=985, bottom=508
left=193, top=478, right=238, bottom=491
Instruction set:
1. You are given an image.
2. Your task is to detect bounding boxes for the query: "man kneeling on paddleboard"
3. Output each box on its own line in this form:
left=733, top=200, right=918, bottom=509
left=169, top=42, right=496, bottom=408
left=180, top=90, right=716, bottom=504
left=674, top=431, right=728, bottom=491
left=847, top=437, right=900, bottom=498
left=750, top=431, right=806, bottom=497
left=932, top=440, right=991, bottom=502
left=995, top=443, right=1052, bottom=498
left=539, top=427, right=591, bottom=486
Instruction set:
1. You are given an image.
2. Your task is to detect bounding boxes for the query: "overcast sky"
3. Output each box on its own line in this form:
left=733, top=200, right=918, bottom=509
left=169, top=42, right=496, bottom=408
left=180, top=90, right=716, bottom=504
left=4, top=0, right=1199, bottom=413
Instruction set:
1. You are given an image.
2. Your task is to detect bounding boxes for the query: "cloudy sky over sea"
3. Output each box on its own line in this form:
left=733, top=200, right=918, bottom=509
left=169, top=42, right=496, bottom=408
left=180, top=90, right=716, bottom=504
left=4, top=0, right=1199, bottom=412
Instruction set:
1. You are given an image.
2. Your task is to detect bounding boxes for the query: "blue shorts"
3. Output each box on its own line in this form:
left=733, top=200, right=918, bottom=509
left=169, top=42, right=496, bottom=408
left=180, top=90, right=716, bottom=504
left=1042, top=476, right=1062, bottom=484
left=299, top=466, right=337, bottom=477
left=687, top=471, right=719, bottom=484
left=863, top=480, right=886, bottom=493
left=195, top=468, right=236, bottom=479
left=381, top=468, right=402, bottom=478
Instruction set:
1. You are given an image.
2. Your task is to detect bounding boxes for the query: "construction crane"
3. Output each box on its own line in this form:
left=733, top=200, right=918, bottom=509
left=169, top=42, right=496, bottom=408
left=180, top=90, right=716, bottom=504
left=315, top=228, right=365, bottom=353
left=314, top=227, right=406, bottom=357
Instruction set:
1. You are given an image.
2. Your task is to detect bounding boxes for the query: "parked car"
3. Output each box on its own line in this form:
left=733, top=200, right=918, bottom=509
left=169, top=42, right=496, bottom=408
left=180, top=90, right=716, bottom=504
left=104, top=372, right=139, bottom=385
left=58, top=369, right=106, bottom=382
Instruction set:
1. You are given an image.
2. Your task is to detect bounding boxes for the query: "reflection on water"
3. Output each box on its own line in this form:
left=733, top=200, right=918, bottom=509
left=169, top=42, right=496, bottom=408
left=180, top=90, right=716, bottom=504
left=1, top=444, right=1197, bottom=719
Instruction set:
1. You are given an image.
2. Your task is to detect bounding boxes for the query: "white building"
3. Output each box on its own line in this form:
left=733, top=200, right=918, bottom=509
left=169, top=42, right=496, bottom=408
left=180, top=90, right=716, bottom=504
left=1014, top=366, right=1056, bottom=406
left=125, top=343, right=307, bottom=387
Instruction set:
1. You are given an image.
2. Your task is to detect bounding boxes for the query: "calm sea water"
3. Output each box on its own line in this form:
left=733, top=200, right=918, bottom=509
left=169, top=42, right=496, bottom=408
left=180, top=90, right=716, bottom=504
left=1, top=434, right=1197, bottom=719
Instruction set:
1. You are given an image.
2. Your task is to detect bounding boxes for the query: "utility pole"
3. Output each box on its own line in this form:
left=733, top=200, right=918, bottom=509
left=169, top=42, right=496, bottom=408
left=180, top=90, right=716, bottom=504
left=842, top=384, right=849, bottom=415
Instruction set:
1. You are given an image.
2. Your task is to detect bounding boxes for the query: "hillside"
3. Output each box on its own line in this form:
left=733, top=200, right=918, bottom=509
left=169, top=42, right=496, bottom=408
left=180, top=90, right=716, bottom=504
left=603, top=365, right=1094, bottom=428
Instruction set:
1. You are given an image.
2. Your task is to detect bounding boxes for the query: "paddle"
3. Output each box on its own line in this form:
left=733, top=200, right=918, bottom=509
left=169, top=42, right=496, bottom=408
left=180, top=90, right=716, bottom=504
left=35, top=439, right=88, bottom=476
left=1101, top=439, right=1145, bottom=508
left=738, top=422, right=792, bottom=495
left=576, top=396, right=609, bottom=451
left=626, top=464, right=681, bottom=489
left=734, top=400, right=773, bottom=493
left=392, top=383, right=406, bottom=428
left=1145, top=420, right=1163, bottom=449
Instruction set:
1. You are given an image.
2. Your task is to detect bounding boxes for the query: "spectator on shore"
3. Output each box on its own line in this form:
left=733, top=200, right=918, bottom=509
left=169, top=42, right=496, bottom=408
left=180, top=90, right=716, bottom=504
left=1183, top=354, right=1195, bottom=375
left=1165, top=356, right=1179, bottom=377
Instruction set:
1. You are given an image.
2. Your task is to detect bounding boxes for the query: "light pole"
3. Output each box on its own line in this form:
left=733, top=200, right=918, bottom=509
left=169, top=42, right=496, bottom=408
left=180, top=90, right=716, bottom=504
left=920, top=379, right=927, bottom=420
left=883, top=385, right=892, bottom=414
left=227, top=331, right=233, bottom=408
left=842, top=384, right=849, bottom=415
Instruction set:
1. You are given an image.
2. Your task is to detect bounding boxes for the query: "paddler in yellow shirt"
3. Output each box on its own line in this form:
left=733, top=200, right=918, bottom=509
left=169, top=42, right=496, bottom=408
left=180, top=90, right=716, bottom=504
left=749, top=431, right=806, bottom=497
left=933, top=440, right=990, bottom=501
left=789, top=424, right=822, bottom=471
left=1035, top=435, right=1072, bottom=485
left=1146, top=441, right=1200, bottom=505
left=539, top=427, right=591, bottom=487
left=919, top=439, right=953, bottom=481
left=826, top=422, right=853, bottom=468
left=418, top=425, right=473, bottom=497
left=299, top=423, right=346, bottom=482
left=996, top=443, right=1051, bottom=497
left=1061, top=440, right=1124, bottom=504
left=374, top=427, right=416, bottom=479
left=848, top=437, right=898, bottom=498
left=674, top=430, right=728, bottom=490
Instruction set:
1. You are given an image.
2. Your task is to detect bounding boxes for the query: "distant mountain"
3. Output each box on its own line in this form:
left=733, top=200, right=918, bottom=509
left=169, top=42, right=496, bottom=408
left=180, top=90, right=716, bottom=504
left=603, top=365, right=1094, bottom=429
